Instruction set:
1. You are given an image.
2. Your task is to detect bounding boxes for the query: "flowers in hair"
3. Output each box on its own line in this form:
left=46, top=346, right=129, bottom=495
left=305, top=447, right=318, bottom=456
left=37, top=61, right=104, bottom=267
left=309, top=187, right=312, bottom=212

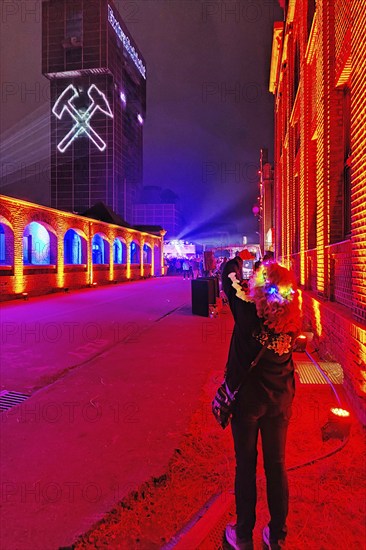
left=249, top=265, right=296, bottom=305
left=249, top=262, right=302, bottom=334
left=228, top=272, right=253, bottom=302
left=228, top=262, right=302, bottom=335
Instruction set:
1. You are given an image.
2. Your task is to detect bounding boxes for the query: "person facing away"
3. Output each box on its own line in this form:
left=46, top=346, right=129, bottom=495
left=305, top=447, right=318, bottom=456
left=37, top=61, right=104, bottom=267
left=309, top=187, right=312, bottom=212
left=192, top=257, right=200, bottom=278
left=220, top=256, right=228, bottom=274
left=182, top=258, right=190, bottom=279
left=221, top=255, right=302, bottom=550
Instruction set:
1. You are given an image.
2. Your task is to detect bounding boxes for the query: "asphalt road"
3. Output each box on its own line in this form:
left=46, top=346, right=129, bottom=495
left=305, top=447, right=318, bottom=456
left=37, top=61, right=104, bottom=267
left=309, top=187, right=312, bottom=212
left=1, top=278, right=193, bottom=393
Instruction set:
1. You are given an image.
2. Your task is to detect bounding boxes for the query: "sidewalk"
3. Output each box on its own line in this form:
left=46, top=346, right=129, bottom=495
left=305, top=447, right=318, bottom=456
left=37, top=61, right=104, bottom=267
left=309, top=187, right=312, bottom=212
left=0, top=278, right=233, bottom=550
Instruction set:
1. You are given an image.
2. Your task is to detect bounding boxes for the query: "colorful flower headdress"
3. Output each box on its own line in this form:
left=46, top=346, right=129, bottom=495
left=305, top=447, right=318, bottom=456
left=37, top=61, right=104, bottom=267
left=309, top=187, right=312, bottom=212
left=249, top=263, right=296, bottom=305
left=229, top=261, right=302, bottom=335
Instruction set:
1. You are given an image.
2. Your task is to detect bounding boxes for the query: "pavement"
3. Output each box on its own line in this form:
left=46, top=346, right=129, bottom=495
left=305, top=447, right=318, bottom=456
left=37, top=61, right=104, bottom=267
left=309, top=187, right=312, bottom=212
left=0, top=277, right=233, bottom=550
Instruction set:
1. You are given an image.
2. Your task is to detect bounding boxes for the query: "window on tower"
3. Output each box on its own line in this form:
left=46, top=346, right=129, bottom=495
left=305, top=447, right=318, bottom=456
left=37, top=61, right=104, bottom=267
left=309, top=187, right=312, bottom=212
left=66, top=8, right=82, bottom=41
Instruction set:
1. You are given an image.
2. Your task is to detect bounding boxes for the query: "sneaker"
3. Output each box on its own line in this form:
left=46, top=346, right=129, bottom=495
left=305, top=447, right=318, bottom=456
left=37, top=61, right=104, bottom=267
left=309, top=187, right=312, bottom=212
left=225, top=524, right=253, bottom=550
left=262, top=526, right=286, bottom=549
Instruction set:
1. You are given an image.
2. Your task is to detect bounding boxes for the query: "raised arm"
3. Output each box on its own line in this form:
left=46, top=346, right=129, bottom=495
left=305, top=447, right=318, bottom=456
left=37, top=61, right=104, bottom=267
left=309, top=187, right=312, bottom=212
left=221, top=257, right=244, bottom=308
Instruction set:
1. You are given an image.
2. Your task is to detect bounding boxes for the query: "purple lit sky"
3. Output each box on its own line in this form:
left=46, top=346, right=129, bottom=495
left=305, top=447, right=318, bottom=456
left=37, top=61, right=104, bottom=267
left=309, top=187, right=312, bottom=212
left=0, top=0, right=283, bottom=245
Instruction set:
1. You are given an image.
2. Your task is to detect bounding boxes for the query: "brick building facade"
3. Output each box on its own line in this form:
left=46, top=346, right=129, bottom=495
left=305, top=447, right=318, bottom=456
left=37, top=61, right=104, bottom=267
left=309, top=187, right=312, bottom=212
left=269, top=0, right=366, bottom=420
left=0, top=194, right=164, bottom=301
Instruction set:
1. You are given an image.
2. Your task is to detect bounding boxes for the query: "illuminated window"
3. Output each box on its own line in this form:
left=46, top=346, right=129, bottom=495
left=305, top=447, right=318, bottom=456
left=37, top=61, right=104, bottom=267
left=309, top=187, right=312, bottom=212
left=143, top=243, right=152, bottom=264
left=64, top=229, right=85, bottom=264
left=0, top=219, right=14, bottom=269
left=113, top=238, right=127, bottom=264
left=92, top=234, right=109, bottom=265
left=23, top=222, right=56, bottom=265
left=130, top=241, right=140, bottom=264
left=0, top=226, right=5, bottom=264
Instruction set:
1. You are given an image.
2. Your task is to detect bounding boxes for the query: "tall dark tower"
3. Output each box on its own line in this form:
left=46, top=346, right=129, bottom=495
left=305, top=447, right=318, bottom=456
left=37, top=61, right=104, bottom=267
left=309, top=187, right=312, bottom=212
left=42, top=0, right=146, bottom=221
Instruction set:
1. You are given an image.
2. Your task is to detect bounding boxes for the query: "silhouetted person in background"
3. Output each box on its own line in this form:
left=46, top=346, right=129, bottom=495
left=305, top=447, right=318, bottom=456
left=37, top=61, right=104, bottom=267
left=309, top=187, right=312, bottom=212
left=182, top=259, right=190, bottom=279
left=220, top=256, right=228, bottom=274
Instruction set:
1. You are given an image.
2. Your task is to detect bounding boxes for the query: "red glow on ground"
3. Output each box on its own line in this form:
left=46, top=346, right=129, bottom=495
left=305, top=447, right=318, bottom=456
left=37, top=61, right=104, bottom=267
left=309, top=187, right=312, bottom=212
left=74, top=360, right=366, bottom=549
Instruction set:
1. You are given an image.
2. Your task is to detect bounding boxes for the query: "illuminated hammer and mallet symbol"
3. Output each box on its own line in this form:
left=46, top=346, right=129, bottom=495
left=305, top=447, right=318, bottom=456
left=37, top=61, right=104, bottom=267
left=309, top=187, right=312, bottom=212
left=52, top=84, right=113, bottom=153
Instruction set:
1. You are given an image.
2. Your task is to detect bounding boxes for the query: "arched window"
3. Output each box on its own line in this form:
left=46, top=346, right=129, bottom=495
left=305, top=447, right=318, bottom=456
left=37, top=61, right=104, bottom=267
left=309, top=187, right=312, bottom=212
left=143, top=243, right=152, bottom=264
left=64, top=229, right=83, bottom=264
left=0, top=219, right=15, bottom=266
left=113, top=238, right=127, bottom=264
left=92, top=234, right=109, bottom=264
left=130, top=241, right=140, bottom=264
left=154, top=245, right=161, bottom=275
left=0, top=225, right=5, bottom=264
left=23, top=222, right=55, bottom=265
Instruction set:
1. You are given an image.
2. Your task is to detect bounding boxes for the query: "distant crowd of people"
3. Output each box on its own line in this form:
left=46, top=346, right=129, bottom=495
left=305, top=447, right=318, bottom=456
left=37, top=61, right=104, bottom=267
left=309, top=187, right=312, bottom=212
left=165, top=256, right=202, bottom=278
left=164, top=255, right=229, bottom=279
left=164, top=251, right=275, bottom=282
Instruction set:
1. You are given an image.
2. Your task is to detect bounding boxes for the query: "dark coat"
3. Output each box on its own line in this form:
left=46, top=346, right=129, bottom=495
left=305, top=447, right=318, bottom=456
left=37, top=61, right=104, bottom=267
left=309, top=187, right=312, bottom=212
left=221, top=257, right=295, bottom=414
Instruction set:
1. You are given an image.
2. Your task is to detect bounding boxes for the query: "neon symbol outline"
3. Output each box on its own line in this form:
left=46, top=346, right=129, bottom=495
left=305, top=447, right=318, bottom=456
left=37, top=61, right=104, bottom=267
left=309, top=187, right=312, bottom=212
left=52, top=84, right=113, bottom=153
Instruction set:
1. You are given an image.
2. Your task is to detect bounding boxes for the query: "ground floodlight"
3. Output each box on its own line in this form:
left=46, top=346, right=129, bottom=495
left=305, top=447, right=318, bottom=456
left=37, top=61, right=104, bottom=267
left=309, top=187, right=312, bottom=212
left=321, top=407, right=351, bottom=441
left=294, top=333, right=307, bottom=352
left=21, top=292, right=29, bottom=301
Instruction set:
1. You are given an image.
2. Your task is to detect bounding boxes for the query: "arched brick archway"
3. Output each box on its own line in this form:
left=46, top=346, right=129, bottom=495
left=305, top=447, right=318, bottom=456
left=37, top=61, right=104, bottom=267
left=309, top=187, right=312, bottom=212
left=23, top=221, right=57, bottom=266
left=64, top=228, right=87, bottom=265
left=0, top=216, right=14, bottom=267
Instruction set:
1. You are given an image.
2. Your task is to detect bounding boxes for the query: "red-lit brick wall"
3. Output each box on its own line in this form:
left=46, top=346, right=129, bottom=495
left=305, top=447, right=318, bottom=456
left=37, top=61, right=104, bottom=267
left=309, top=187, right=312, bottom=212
left=0, top=195, right=164, bottom=301
left=350, top=2, right=366, bottom=324
left=301, top=291, right=366, bottom=424
left=270, top=0, right=366, bottom=421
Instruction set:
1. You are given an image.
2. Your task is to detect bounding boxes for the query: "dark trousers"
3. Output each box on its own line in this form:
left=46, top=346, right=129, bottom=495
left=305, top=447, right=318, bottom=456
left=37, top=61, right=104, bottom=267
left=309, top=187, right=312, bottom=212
left=231, top=404, right=290, bottom=542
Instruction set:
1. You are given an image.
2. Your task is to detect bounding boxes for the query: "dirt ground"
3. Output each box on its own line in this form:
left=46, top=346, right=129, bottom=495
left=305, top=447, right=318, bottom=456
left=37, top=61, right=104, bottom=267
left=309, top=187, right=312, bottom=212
left=74, top=368, right=365, bottom=550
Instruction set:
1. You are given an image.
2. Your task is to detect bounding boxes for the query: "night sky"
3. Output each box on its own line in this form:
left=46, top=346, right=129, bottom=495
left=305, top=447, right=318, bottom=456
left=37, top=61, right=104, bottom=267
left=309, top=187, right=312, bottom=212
left=0, top=0, right=283, bottom=245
